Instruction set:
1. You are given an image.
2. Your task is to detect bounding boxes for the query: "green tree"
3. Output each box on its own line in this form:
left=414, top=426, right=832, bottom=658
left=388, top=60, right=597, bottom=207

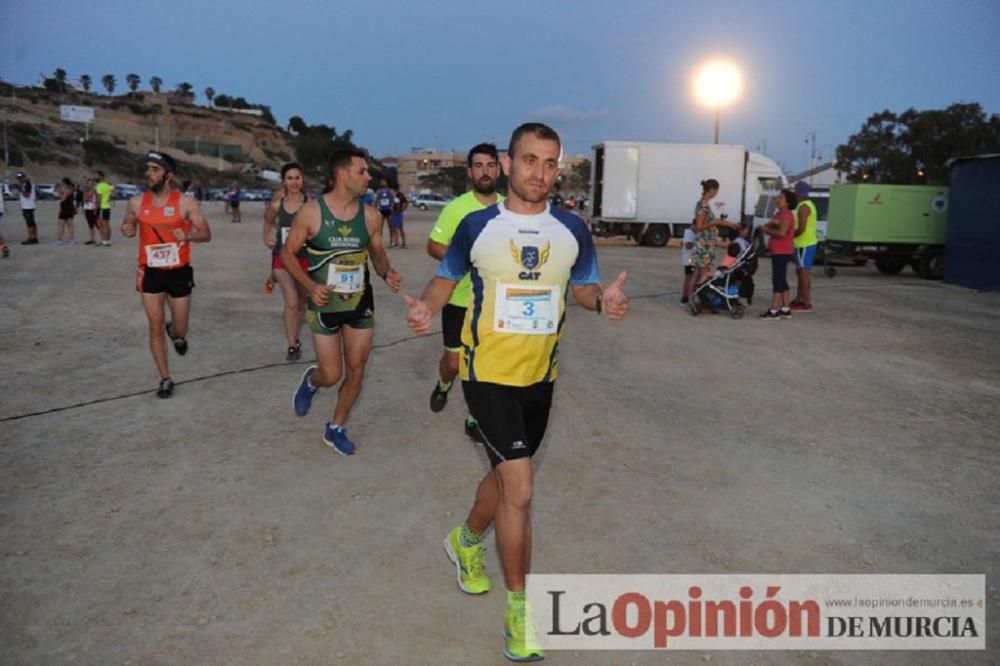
left=835, top=103, right=1000, bottom=184
left=149, top=76, right=162, bottom=94
left=419, top=166, right=469, bottom=196
left=101, top=74, right=116, bottom=96
left=126, top=73, right=140, bottom=97
left=53, top=68, right=68, bottom=93
left=562, top=159, right=591, bottom=193
left=288, top=115, right=307, bottom=134
left=292, top=122, right=357, bottom=178
left=79, top=74, right=92, bottom=92
left=204, top=86, right=215, bottom=106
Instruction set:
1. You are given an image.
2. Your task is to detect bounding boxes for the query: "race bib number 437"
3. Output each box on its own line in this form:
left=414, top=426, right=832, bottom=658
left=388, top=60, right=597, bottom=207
left=145, top=243, right=180, bottom=268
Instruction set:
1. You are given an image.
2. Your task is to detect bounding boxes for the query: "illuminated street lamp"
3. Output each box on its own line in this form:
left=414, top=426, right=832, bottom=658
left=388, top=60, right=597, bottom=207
left=694, top=61, right=742, bottom=144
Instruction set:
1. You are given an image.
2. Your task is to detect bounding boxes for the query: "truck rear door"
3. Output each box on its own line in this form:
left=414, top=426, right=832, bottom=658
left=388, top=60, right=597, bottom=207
left=596, top=144, right=639, bottom=219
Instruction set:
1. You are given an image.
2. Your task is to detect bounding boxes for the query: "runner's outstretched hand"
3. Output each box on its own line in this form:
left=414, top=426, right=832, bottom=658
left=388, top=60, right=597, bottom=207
left=403, top=294, right=432, bottom=335
left=603, top=271, right=630, bottom=321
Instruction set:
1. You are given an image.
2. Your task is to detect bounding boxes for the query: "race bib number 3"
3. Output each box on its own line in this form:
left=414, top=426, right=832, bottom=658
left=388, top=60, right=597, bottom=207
left=494, top=283, right=560, bottom=334
left=145, top=243, right=180, bottom=268
left=327, top=264, right=364, bottom=294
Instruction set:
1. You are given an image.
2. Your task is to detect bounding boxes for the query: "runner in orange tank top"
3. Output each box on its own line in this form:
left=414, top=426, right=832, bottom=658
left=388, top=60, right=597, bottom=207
left=121, top=151, right=212, bottom=398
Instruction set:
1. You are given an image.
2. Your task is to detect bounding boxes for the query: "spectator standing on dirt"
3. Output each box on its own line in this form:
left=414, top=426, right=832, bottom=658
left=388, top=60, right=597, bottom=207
left=791, top=180, right=818, bottom=313
left=227, top=182, right=242, bottom=223
left=374, top=179, right=395, bottom=241
left=15, top=171, right=38, bottom=245
left=94, top=170, right=114, bottom=247
left=56, top=177, right=78, bottom=244
left=681, top=225, right=696, bottom=304
left=0, top=191, right=9, bottom=257
left=759, top=188, right=797, bottom=320
left=691, top=178, right=739, bottom=285
left=389, top=188, right=408, bottom=248
left=81, top=179, right=98, bottom=244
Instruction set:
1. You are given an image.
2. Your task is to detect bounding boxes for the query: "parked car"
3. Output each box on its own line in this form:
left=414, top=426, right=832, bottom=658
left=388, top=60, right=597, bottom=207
left=1, top=182, right=15, bottom=201
left=412, top=193, right=451, bottom=210
left=114, top=184, right=143, bottom=200
left=243, top=189, right=274, bottom=202
left=35, top=184, right=58, bottom=200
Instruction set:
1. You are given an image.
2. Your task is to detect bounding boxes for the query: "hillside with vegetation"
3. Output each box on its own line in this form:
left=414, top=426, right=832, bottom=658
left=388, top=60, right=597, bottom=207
left=0, top=78, right=296, bottom=187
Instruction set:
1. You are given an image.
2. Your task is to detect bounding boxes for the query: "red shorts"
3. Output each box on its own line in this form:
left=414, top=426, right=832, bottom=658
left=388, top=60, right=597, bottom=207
left=272, top=254, right=309, bottom=272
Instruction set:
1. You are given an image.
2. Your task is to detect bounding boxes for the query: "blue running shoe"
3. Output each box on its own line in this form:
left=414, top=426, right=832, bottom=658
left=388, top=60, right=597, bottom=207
left=293, top=364, right=318, bottom=416
left=323, top=424, right=356, bottom=456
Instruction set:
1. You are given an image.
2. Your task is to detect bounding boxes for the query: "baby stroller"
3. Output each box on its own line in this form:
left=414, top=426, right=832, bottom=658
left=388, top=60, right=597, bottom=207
left=689, top=239, right=758, bottom=319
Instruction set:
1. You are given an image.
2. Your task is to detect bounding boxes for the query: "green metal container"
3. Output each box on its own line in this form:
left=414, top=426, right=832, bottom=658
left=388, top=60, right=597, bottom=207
left=827, top=184, right=949, bottom=244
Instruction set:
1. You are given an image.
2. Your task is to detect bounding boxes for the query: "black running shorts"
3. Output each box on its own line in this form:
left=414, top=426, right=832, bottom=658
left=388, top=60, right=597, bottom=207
left=100, top=208, right=111, bottom=221
left=441, top=304, right=466, bottom=351
left=139, top=265, right=195, bottom=297
left=461, top=380, right=555, bottom=467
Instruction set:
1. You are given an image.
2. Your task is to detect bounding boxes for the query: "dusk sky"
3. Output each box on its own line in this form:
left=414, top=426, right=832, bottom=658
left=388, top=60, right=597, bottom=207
left=2, top=0, right=998, bottom=174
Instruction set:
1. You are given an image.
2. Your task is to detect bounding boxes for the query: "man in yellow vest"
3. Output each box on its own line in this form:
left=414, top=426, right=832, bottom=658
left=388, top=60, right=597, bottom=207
left=791, top=180, right=818, bottom=312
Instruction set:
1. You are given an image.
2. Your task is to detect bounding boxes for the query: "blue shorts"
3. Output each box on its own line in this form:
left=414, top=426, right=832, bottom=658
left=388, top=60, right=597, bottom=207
left=795, top=245, right=817, bottom=270
left=389, top=213, right=403, bottom=230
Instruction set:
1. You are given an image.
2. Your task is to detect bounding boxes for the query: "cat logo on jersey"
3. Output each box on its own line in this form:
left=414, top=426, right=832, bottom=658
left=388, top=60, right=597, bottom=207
left=510, top=240, right=550, bottom=280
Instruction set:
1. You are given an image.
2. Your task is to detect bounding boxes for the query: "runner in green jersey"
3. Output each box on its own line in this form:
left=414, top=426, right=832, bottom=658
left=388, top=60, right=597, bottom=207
left=283, top=148, right=402, bottom=455
left=426, top=143, right=503, bottom=444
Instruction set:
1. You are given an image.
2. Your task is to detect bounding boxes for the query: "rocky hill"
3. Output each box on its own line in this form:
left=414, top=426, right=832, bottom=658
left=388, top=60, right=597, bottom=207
left=0, top=81, right=295, bottom=186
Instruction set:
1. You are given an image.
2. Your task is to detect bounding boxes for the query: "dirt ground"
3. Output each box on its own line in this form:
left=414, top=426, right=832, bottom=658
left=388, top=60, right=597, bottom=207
left=1, top=202, right=997, bottom=665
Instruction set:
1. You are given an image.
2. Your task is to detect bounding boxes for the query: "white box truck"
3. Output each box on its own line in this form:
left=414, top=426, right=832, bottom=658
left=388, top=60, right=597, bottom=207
left=589, top=141, right=787, bottom=246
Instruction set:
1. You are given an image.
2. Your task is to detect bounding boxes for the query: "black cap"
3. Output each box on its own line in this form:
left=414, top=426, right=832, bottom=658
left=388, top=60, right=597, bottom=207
left=144, top=151, right=177, bottom=174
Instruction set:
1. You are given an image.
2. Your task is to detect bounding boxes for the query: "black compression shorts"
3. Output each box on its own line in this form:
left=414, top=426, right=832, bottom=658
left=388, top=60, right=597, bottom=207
left=462, top=380, right=554, bottom=467
left=139, top=265, right=195, bottom=297
left=441, top=304, right=466, bottom=351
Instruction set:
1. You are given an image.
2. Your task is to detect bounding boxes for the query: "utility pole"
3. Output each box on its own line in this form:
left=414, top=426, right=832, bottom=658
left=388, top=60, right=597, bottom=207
left=3, top=115, right=9, bottom=180
left=805, top=130, right=817, bottom=179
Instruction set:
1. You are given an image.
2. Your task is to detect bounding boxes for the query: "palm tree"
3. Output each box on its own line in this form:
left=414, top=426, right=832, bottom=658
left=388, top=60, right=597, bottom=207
left=53, top=68, right=68, bottom=93
left=175, top=82, right=195, bottom=103
left=79, top=74, right=92, bottom=92
left=126, top=73, right=140, bottom=97
left=204, top=87, right=215, bottom=107
left=149, top=76, right=162, bottom=94
left=101, top=74, right=116, bottom=96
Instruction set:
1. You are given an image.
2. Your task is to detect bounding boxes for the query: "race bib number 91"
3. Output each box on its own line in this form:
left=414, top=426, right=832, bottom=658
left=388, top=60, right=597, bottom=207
left=328, top=264, right=364, bottom=294
left=494, top=283, right=560, bottom=334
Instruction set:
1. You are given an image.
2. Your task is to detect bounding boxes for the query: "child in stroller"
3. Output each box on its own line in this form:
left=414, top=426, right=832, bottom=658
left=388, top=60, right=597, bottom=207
left=689, top=228, right=757, bottom=318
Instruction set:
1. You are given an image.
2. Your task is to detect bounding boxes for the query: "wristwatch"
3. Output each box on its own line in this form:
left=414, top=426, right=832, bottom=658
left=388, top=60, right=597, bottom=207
left=595, top=292, right=603, bottom=315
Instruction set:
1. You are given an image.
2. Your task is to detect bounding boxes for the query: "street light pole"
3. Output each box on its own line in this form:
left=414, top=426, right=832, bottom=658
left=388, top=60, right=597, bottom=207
left=714, top=103, right=720, bottom=144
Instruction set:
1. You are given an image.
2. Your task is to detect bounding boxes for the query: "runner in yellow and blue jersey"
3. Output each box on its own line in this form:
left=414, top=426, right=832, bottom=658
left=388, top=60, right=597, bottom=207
left=405, top=123, right=630, bottom=662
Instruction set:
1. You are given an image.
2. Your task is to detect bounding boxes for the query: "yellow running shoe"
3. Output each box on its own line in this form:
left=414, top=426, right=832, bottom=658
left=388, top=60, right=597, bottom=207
left=503, top=602, right=544, bottom=662
left=443, top=525, right=491, bottom=595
